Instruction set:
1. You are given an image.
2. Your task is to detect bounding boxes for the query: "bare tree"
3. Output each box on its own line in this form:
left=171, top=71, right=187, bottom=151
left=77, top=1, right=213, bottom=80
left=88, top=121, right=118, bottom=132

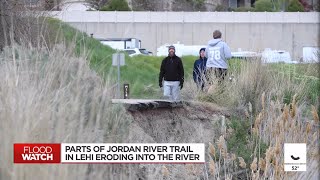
left=0, top=0, right=25, bottom=50
left=0, top=0, right=54, bottom=50
left=86, top=0, right=109, bottom=10
left=45, top=0, right=62, bottom=10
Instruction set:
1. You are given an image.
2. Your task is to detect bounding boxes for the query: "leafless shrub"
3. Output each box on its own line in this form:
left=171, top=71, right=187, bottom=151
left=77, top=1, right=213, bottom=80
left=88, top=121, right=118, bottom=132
left=0, top=44, right=131, bottom=180
left=0, top=0, right=61, bottom=50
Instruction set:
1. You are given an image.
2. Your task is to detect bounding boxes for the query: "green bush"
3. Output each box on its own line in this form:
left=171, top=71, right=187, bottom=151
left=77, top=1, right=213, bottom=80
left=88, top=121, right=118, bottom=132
left=254, top=0, right=274, bottom=12
left=100, top=0, right=131, bottom=11
left=315, top=3, right=320, bottom=11
left=234, top=6, right=256, bottom=12
left=192, top=0, right=205, bottom=8
left=215, top=4, right=229, bottom=11
left=287, top=0, right=304, bottom=11
left=226, top=117, right=268, bottom=163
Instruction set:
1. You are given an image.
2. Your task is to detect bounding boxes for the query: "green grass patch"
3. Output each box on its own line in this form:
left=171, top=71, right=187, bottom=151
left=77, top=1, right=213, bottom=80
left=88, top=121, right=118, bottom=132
left=226, top=117, right=268, bottom=164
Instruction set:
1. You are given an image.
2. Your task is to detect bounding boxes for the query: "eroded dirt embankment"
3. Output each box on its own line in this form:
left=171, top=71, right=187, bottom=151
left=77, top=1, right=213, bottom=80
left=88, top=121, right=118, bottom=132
left=121, top=102, right=244, bottom=179
left=126, top=102, right=236, bottom=143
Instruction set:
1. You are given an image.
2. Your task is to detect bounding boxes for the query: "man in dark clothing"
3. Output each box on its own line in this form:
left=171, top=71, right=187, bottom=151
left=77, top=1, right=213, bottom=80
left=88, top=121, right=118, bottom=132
left=159, top=45, right=184, bottom=101
left=193, top=48, right=207, bottom=90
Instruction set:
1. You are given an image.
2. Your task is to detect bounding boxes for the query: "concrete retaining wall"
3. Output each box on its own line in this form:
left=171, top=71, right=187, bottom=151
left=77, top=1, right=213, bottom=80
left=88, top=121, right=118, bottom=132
left=51, top=11, right=320, bottom=60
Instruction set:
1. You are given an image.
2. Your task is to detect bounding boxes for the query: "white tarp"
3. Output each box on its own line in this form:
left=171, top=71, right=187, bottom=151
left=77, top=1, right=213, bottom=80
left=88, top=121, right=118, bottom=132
left=261, top=49, right=297, bottom=64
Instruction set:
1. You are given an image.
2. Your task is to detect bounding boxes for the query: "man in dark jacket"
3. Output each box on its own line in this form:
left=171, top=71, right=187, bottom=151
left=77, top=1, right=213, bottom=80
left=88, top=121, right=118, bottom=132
left=159, top=45, right=184, bottom=101
left=193, top=48, right=207, bottom=90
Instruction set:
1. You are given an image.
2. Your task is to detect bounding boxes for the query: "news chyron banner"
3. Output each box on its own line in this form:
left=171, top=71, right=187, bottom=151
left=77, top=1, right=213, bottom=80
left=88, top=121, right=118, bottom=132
left=14, top=143, right=205, bottom=164
left=14, top=144, right=61, bottom=163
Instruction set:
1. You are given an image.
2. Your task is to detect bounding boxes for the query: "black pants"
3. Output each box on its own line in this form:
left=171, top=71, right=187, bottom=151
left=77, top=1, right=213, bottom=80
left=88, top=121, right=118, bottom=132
left=214, top=68, right=227, bottom=80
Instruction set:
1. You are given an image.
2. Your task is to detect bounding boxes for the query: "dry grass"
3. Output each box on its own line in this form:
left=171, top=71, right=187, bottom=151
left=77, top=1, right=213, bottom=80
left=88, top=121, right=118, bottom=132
left=199, top=58, right=318, bottom=113
left=248, top=94, right=320, bottom=179
left=191, top=93, right=319, bottom=180
left=194, top=58, right=319, bottom=179
left=181, top=78, right=203, bottom=100
left=0, top=45, right=131, bottom=180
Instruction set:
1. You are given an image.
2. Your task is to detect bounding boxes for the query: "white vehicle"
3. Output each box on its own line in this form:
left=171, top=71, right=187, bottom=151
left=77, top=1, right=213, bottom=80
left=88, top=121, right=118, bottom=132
left=124, top=48, right=151, bottom=57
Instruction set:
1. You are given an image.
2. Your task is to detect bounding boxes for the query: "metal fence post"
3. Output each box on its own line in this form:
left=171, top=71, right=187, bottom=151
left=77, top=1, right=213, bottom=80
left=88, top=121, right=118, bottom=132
left=117, top=53, right=120, bottom=98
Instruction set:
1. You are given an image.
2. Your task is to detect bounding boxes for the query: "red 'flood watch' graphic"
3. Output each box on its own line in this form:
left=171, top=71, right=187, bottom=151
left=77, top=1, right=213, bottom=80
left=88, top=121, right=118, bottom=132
left=14, top=144, right=61, bottom=163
